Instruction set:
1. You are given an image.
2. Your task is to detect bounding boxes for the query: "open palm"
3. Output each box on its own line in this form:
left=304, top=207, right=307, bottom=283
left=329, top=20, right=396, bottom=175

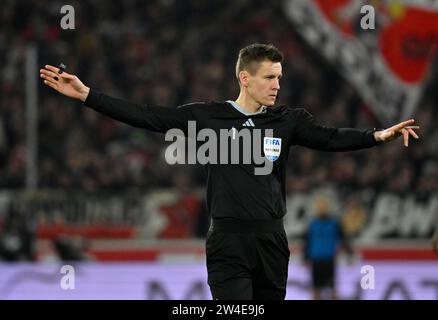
left=40, top=65, right=89, bottom=101
left=374, top=119, right=420, bottom=147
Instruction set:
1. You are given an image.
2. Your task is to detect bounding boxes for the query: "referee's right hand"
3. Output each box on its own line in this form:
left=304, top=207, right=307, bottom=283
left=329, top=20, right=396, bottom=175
left=40, top=65, right=90, bottom=102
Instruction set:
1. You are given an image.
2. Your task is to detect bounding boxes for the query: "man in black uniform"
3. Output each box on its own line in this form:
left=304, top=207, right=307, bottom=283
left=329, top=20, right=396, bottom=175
left=40, top=44, right=419, bottom=300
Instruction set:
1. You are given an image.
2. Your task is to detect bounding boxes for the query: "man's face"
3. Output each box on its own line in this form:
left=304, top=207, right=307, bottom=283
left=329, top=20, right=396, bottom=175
left=315, top=197, right=330, bottom=218
left=245, top=60, right=282, bottom=107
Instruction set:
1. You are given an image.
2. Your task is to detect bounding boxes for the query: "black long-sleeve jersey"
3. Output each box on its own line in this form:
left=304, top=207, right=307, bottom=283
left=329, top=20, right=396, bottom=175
left=84, top=89, right=381, bottom=220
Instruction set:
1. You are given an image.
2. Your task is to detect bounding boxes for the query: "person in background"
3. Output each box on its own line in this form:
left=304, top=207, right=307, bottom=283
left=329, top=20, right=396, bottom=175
left=304, top=195, right=353, bottom=300
left=0, top=205, right=36, bottom=262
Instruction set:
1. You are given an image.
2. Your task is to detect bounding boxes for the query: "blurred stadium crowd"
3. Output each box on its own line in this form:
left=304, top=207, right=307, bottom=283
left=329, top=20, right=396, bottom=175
left=1, top=0, right=437, bottom=253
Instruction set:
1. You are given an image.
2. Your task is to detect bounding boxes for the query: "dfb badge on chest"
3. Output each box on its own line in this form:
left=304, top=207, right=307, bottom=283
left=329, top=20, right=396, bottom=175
left=263, top=137, right=282, bottom=161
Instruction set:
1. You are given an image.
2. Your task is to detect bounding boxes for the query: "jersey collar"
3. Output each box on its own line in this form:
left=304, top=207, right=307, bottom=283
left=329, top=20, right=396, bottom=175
left=226, top=100, right=267, bottom=116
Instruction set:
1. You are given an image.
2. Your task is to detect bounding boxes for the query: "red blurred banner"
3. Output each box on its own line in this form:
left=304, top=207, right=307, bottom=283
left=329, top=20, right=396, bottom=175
left=285, top=0, right=438, bottom=124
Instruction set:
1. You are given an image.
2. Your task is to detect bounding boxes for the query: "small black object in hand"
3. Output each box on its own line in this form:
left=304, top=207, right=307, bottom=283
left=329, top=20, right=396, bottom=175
left=58, top=63, right=66, bottom=74
left=54, top=63, right=66, bottom=81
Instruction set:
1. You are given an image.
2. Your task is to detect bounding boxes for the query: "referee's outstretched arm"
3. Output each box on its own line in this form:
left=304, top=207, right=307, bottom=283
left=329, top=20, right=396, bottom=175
left=293, top=109, right=420, bottom=151
left=40, top=64, right=196, bottom=133
left=40, top=64, right=420, bottom=145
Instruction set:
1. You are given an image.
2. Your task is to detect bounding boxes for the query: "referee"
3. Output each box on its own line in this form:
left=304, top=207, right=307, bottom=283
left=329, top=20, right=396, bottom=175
left=40, top=43, right=419, bottom=300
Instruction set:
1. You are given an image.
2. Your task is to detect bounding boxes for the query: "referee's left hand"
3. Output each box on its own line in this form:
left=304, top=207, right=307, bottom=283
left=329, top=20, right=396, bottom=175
left=373, top=119, right=419, bottom=147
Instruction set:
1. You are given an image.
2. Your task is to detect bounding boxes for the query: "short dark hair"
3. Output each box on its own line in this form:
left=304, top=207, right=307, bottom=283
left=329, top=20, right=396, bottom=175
left=235, top=43, right=284, bottom=81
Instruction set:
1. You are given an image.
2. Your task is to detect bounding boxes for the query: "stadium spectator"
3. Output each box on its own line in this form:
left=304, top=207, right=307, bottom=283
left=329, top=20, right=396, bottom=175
left=304, top=195, right=353, bottom=300
left=0, top=205, right=36, bottom=262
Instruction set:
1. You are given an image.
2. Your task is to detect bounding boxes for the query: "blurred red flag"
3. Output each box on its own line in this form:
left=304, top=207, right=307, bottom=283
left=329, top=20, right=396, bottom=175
left=285, top=0, right=438, bottom=124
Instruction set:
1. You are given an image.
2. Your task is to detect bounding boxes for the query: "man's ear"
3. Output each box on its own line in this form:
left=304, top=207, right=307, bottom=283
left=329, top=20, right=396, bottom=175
left=239, top=70, right=250, bottom=87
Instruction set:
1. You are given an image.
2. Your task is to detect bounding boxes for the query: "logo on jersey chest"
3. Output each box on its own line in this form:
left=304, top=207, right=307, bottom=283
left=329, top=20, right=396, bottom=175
left=264, top=137, right=282, bottom=161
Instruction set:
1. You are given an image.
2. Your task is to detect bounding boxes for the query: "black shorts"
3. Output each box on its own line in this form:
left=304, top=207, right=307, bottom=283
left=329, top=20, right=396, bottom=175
left=206, top=218, right=290, bottom=300
left=311, top=259, right=335, bottom=289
